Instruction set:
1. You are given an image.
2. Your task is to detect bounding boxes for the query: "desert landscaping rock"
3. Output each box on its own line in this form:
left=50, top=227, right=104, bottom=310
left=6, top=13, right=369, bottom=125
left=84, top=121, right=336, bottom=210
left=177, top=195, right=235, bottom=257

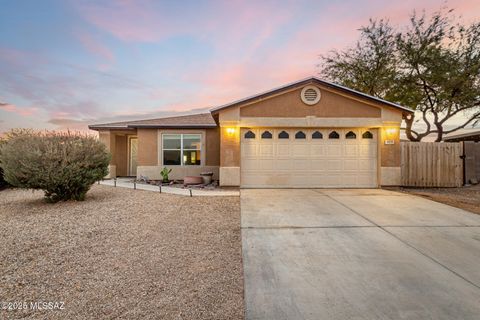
left=0, top=185, right=243, bottom=319
left=392, top=184, right=480, bottom=215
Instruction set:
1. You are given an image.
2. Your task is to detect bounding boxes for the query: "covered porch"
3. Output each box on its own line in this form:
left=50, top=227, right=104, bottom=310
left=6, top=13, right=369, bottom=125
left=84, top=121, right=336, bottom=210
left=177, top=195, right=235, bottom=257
left=98, top=129, right=138, bottom=178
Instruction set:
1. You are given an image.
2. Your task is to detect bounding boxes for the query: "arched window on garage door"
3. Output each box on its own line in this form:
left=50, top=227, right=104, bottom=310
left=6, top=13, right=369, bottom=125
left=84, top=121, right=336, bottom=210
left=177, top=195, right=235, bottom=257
left=312, top=131, right=323, bottom=139
left=329, top=131, right=340, bottom=139
left=346, top=131, right=357, bottom=139
left=244, top=130, right=255, bottom=139
left=278, top=131, right=289, bottom=139
left=261, top=131, right=272, bottom=139
left=295, top=131, right=306, bottom=139
left=362, top=131, right=373, bottom=139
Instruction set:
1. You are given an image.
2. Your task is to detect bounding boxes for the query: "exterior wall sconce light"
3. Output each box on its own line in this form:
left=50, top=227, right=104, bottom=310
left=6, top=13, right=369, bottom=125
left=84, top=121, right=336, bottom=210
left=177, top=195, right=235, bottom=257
left=226, top=127, right=236, bottom=135
left=384, top=127, right=398, bottom=145
left=385, top=128, right=397, bottom=135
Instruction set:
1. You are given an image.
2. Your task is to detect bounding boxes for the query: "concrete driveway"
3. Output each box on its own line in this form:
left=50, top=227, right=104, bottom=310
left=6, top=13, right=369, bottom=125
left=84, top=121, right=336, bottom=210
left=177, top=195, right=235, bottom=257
left=241, top=189, right=480, bottom=320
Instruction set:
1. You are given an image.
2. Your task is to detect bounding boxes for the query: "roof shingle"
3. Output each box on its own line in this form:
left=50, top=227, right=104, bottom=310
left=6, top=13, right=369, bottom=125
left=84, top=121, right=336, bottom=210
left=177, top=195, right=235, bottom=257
left=89, top=113, right=217, bottom=130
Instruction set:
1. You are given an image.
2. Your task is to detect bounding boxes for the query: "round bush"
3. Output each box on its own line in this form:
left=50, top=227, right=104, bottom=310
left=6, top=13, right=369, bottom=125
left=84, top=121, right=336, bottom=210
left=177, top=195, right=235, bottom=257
left=0, top=130, right=111, bottom=202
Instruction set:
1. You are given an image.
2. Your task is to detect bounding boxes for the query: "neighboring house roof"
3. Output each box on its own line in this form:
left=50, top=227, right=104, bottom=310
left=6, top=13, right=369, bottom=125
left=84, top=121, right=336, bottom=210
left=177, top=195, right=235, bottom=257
left=89, top=113, right=217, bottom=130
left=443, top=128, right=480, bottom=142
left=210, top=76, right=414, bottom=114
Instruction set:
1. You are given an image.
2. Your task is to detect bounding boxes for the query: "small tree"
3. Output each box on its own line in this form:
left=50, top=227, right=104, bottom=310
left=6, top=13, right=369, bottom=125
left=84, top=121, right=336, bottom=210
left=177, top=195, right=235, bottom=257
left=320, top=8, right=480, bottom=141
left=0, top=130, right=110, bottom=202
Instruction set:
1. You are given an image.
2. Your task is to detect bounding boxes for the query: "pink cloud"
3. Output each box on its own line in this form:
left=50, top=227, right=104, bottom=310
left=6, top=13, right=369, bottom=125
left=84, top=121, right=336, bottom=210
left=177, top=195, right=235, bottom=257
left=75, top=0, right=169, bottom=42
left=75, top=0, right=296, bottom=46
left=76, top=31, right=115, bottom=62
left=0, top=103, right=38, bottom=116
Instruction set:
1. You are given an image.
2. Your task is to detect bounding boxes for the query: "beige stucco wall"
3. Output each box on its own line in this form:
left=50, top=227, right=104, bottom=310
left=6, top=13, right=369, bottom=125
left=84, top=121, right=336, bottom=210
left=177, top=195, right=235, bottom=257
left=115, top=135, right=128, bottom=176
left=219, top=167, right=240, bottom=186
left=206, top=127, right=220, bottom=166
left=220, top=126, right=240, bottom=167
left=240, top=86, right=382, bottom=118
left=99, top=130, right=116, bottom=166
left=379, top=124, right=402, bottom=186
left=380, top=126, right=401, bottom=167
left=137, top=129, right=158, bottom=166
left=380, top=167, right=401, bottom=186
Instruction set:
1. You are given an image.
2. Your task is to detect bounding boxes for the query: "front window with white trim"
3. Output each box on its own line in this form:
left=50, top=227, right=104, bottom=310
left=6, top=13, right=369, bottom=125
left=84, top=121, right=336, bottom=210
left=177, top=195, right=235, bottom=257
left=162, top=134, right=201, bottom=166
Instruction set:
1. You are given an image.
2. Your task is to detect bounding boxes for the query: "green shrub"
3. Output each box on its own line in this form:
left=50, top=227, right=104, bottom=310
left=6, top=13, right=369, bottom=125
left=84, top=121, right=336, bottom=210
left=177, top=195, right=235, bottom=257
left=0, top=167, right=8, bottom=189
left=0, top=129, right=111, bottom=202
left=0, top=139, right=10, bottom=189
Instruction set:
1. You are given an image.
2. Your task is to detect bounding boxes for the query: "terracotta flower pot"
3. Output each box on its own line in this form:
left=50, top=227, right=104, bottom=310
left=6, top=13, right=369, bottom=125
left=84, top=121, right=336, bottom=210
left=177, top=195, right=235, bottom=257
left=183, top=176, right=203, bottom=186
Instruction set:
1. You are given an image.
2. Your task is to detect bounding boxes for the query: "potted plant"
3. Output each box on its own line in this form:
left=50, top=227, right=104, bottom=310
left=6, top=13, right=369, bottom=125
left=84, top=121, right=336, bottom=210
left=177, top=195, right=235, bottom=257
left=160, top=167, right=172, bottom=184
left=200, top=172, right=214, bottom=185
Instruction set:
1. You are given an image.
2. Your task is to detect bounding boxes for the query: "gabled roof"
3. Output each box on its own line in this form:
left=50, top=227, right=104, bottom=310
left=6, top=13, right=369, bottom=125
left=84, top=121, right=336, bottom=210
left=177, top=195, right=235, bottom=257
left=89, top=113, right=217, bottom=130
left=210, top=76, right=413, bottom=114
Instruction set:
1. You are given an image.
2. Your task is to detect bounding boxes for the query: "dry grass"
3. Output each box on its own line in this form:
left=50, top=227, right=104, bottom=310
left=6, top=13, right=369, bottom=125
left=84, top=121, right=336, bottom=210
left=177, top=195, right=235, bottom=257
left=0, top=185, right=243, bottom=319
left=391, top=184, right=480, bottom=215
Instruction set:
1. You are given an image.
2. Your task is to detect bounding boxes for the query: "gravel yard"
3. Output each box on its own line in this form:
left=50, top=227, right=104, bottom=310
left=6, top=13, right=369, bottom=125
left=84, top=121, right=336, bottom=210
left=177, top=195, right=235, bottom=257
left=392, top=184, right=480, bottom=215
left=0, top=185, right=243, bottom=319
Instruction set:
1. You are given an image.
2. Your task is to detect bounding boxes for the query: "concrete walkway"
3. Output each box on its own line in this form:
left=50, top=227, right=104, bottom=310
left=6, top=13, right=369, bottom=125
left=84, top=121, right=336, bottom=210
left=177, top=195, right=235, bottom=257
left=241, top=189, right=480, bottom=320
left=99, top=179, right=239, bottom=196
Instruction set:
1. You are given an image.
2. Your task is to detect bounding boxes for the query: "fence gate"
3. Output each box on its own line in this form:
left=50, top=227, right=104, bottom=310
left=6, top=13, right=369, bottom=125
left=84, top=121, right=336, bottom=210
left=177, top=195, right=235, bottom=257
left=464, top=141, right=480, bottom=184
left=400, top=142, right=463, bottom=187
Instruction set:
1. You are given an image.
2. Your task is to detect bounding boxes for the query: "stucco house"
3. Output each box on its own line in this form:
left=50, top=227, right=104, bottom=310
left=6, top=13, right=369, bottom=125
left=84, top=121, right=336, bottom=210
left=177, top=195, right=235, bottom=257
left=89, top=77, right=413, bottom=188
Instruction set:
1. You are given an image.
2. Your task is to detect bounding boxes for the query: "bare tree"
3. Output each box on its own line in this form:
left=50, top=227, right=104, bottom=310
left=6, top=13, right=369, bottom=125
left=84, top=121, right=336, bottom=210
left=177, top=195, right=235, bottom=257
left=320, top=9, right=480, bottom=141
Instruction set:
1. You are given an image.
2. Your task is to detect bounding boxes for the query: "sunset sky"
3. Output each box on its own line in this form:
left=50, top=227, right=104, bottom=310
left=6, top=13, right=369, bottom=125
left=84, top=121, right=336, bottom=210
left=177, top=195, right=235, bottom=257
left=1, top=0, right=479, bottom=133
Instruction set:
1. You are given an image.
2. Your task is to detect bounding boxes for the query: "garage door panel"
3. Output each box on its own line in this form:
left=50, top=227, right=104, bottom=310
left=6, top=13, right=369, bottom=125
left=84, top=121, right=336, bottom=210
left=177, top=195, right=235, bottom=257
left=342, top=174, right=358, bottom=186
left=357, top=174, right=376, bottom=186
left=326, top=159, right=342, bottom=171
left=242, top=144, right=257, bottom=157
left=259, top=144, right=274, bottom=156
left=258, top=159, right=275, bottom=170
left=310, top=159, right=327, bottom=169
left=276, top=144, right=290, bottom=156
left=344, top=145, right=359, bottom=157
left=310, top=144, right=326, bottom=157
left=292, top=144, right=310, bottom=157
left=242, top=159, right=258, bottom=171
left=360, top=145, right=375, bottom=157
left=273, top=159, right=292, bottom=170
left=326, top=145, right=342, bottom=157
left=343, top=159, right=358, bottom=171
left=241, top=128, right=377, bottom=188
left=359, top=159, right=376, bottom=171
left=322, top=174, right=343, bottom=186
left=292, top=159, right=310, bottom=169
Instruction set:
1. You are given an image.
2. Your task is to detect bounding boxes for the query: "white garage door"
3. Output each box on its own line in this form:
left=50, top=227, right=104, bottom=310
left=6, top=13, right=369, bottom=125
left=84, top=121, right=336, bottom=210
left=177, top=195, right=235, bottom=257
left=241, top=128, right=377, bottom=188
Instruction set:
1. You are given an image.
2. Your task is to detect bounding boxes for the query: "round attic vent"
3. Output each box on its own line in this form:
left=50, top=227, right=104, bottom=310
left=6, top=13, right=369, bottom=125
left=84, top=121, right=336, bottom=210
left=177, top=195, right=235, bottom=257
left=300, top=85, right=321, bottom=105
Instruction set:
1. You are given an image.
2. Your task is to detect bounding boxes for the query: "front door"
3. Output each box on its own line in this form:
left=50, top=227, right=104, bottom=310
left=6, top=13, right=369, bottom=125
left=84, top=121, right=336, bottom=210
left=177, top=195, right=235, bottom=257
left=129, top=137, right=138, bottom=176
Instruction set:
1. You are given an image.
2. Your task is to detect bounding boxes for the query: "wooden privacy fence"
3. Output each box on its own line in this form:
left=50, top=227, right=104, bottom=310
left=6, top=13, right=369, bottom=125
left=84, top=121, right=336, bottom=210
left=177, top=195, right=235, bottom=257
left=400, top=142, right=463, bottom=187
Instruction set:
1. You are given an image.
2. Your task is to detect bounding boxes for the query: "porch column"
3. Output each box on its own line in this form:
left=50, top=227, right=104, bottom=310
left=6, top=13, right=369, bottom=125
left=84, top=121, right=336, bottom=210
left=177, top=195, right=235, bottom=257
left=99, top=130, right=117, bottom=178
